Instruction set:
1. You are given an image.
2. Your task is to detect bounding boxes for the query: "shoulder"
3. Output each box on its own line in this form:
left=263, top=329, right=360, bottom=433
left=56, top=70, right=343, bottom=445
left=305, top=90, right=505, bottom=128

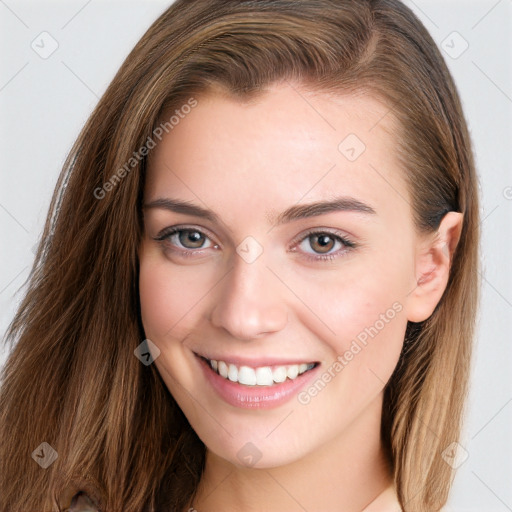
left=64, top=491, right=101, bottom=512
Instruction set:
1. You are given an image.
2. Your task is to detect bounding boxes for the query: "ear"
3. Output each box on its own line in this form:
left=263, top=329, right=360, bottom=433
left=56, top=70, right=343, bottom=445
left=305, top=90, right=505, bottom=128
left=406, top=211, right=463, bottom=323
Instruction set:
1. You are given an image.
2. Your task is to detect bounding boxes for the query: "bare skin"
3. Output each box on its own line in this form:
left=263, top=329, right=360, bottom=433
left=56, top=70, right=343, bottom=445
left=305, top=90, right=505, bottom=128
left=138, top=81, right=462, bottom=512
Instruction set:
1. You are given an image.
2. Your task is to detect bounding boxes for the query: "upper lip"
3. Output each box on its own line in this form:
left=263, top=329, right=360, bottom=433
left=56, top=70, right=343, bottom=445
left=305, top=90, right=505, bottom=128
left=195, top=352, right=319, bottom=368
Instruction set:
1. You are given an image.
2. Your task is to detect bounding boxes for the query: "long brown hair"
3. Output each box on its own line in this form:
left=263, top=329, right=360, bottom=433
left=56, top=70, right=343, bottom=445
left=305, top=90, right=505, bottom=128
left=0, top=1, right=479, bottom=510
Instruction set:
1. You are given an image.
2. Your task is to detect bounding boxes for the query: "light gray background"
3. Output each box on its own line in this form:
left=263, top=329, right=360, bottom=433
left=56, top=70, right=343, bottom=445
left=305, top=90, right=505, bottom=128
left=1, top=1, right=511, bottom=510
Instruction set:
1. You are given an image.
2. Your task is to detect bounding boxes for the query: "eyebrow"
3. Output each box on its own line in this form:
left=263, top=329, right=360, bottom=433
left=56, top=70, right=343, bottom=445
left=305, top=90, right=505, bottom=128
left=143, top=196, right=376, bottom=225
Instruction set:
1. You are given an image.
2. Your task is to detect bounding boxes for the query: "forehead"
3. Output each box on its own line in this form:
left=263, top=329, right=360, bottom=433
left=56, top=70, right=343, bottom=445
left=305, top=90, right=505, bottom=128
left=144, top=83, right=410, bottom=227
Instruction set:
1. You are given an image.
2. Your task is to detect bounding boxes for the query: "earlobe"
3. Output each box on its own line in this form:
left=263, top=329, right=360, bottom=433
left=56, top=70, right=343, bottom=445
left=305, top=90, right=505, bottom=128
left=406, top=212, right=463, bottom=323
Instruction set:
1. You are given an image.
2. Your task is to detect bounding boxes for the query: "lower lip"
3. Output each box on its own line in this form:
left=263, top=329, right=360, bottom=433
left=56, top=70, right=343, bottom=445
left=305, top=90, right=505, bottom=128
left=196, top=355, right=320, bottom=409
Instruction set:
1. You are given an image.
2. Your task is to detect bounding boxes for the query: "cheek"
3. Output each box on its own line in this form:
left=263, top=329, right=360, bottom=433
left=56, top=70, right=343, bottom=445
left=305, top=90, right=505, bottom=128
left=138, top=249, right=205, bottom=403
left=139, top=249, right=209, bottom=340
left=139, top=261, right=178, bottom=339
left=287, top=271, right=408, bottom=429
left=332, top=276, right=407, bottom=353
left=287, top=253, right=411, bottom=395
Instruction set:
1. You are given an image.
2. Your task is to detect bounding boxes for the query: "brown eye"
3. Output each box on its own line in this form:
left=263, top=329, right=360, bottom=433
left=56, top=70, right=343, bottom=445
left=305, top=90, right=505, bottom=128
left=309, top=233, right=335, bottom=254
left=154, top=227, right=215, bottom=254
left=178, top=229, right=206, bottom=249
left=293, top=230, right=355, bottom=262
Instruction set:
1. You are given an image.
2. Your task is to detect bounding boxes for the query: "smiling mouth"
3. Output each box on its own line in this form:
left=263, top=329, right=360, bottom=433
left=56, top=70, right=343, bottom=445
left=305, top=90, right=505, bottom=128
left=199, top=356, right=319, bottom=387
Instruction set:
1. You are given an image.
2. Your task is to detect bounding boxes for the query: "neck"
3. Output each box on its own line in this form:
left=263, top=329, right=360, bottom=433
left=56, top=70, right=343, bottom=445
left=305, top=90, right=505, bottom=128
left=191, top=392, right=393, bottom=512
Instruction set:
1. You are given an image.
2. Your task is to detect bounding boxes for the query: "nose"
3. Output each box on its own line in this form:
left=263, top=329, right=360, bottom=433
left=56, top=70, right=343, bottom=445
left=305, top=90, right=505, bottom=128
left=209, top=255, right=288, bottom=340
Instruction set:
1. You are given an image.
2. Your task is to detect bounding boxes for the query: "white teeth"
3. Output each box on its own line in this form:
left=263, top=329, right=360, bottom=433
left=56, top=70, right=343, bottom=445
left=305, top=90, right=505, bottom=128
left=255, top=367, right=273, bottom=386
left=238, top=366, right=257, bottom=385
left=218, top=360, right=228, bottom=378
left=206, top=358, right=315, bottom=386
left=228, top=363, right=238, bottom=382
left=287, top=365, right=299, bottom=380
left=272, top=366, right=287, bottom=383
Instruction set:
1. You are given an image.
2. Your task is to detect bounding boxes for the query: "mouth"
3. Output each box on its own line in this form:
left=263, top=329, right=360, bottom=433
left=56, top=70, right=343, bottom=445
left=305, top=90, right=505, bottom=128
left=195, top=353, right=321, bottom=409
left=199, top=355, right=319, bottom=386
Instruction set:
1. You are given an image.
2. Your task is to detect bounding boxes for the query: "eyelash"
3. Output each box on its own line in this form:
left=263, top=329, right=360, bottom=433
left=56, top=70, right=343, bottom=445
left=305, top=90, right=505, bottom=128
left=153, top=225, right=356, bottom=263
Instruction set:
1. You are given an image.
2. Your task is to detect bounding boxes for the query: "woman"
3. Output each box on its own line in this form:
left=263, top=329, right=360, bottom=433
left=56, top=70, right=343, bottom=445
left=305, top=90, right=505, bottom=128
left=0, top=0, right=479, bottom=511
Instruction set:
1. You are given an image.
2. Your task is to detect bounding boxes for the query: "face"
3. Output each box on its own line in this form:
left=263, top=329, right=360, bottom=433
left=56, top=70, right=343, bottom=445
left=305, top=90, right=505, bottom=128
left=139, top=82, right=424, bottom=469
